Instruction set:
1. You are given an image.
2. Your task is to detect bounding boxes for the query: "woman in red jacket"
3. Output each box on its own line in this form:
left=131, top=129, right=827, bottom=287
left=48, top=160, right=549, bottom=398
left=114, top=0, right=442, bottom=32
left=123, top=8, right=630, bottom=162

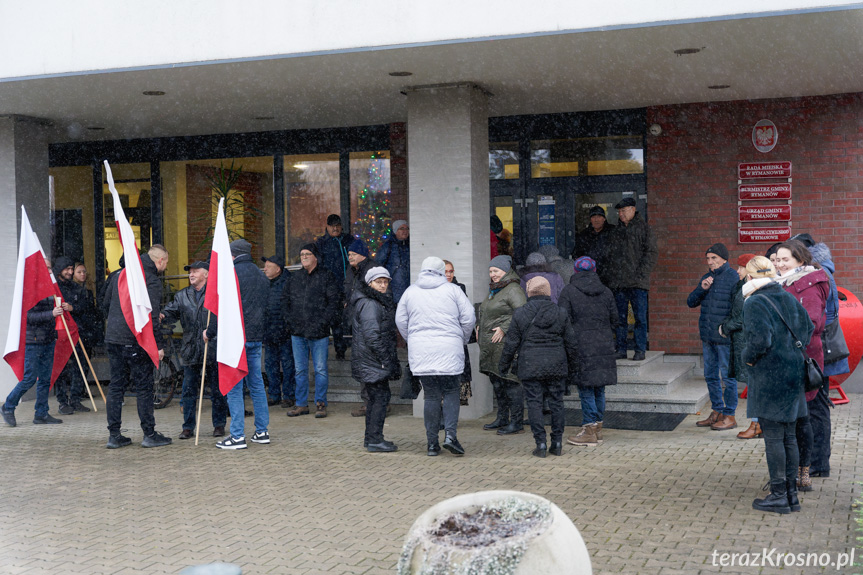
left=774, top=240, right=830, bottom=493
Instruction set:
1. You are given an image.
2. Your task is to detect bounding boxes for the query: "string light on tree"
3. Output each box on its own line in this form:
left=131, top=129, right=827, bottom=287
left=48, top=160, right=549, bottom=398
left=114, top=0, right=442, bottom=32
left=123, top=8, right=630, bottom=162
left=352, top=152, right=392, bottom=255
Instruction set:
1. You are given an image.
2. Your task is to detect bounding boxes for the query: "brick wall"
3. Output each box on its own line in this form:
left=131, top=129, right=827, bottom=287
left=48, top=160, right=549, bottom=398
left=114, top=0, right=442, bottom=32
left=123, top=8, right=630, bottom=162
left=389, top=122, right=408, bottom=222
left=647, top=92, right=863, bottom=353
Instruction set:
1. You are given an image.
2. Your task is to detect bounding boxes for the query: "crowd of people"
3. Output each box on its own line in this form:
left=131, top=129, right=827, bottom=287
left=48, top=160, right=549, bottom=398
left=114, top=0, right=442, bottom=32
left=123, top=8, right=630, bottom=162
left=0, top=205, right=847, bottom=497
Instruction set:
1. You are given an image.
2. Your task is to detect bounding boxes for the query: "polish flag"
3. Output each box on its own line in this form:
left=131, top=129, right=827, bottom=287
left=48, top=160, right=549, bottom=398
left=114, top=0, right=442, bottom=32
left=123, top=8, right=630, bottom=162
left=3, top=207, right=59, bottom=381
left=105, top=160, right=160, bottom=366
left=204, top=198, right=248, bottom=395
left=49, top=275, right=80, bottom=388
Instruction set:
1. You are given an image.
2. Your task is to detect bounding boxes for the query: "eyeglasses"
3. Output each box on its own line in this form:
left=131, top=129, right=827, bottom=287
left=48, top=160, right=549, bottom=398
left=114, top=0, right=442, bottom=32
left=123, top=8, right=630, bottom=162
left=300, top=253, right=314, bottom=258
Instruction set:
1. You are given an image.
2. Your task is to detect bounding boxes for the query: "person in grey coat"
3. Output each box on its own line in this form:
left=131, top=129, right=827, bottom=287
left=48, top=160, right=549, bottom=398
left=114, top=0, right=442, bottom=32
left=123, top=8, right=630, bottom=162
left=396, top=257, right=475, bottom=457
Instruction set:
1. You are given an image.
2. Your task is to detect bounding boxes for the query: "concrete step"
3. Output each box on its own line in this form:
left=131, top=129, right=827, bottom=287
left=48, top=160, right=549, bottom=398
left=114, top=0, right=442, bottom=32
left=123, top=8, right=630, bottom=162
left=608, top=361, right=695, bottom=396
left=614, top=350, right=665, bottom=376
left=569, top=377, right=709, bottom=414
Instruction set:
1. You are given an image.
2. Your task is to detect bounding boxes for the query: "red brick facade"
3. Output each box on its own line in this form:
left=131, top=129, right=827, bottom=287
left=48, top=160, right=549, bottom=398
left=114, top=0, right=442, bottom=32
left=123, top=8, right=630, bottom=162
left=647, top=92, right=863, bottom=353
left=389, top=122, right=409, bottom=222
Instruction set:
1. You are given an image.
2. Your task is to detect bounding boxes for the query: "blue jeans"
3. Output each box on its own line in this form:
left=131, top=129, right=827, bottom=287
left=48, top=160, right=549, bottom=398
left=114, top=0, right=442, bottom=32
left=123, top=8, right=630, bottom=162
left=181, top=364, right=227, bottom=431
left=264, top=341, right=295, bottom=402
left=292, top=336, right=329, bottom=407
left=4, top=341, right=55, bottom=418
left=225, top=342, right=268, bottom=439
left=703, top=341, right=737, bottom=415
left=613, top=288, right=648, bottom=352
left=578, top=386, right=606, bottom=425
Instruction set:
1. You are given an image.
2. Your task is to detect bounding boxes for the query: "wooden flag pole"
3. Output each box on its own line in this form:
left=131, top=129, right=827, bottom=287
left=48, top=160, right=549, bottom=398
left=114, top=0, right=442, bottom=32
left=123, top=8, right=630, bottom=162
left=195, top=311, right=212, bottom=446
left=76, top=341, right=106, bottom=403
left=54, top=296, right=97, bottom=412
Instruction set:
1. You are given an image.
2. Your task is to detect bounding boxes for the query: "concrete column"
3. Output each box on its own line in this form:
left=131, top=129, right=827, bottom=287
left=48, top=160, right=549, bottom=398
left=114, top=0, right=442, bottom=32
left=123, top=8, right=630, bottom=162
left=405, top=83, right=492, bottom=420
left=0, top=116, right=51, bottom=397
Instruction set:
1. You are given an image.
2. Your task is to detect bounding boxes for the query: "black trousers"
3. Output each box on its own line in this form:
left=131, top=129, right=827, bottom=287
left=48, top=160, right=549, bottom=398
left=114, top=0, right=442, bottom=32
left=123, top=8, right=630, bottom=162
left=55, top=356, right=86, bottom=406
left=795, top=414, right=813, bottom=467
left=809, top=388, right=833, bottom=473
left=364, top=380, right=391, bottom=444
left=523, top=378, right=565, bottom=445
left=107, top=343, right=156, bottom=436
left=421, top=375, right=460, bottom=445
left=760, top=418, right=798, bottom=491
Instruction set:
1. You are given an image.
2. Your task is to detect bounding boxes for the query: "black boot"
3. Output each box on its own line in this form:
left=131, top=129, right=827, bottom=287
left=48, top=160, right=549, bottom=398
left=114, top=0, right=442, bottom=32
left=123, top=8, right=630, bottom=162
left=497, top=384, right=524, bottom=435
left=533, top=442, right=547, bottom=458
left=483, top=384, right=510, bottom=430
left=786, top=479, right=801, bottom=512
left=753, top=483, right=791, bottom=514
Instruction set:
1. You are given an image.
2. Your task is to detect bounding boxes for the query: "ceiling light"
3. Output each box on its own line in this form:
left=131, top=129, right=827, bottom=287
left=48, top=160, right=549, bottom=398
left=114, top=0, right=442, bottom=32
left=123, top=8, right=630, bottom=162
left=142, top=90, right=166, bottom=96
left=708, top=85, right=731, bottom=90
left=293, top=163, right=309, bottom=170
left=389, top=71, right=413, bottom=77
left=253, top=116, right=275, bottom=120
left=86, top=126, right=105, bottom=131
left=673, top=48, right=702, bottom=55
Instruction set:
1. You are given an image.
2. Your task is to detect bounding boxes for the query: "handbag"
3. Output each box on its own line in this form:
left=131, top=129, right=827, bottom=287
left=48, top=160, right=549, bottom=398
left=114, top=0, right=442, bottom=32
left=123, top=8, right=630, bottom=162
left=758, top=296, right=824, bottom=393
left=822, top=318, right=850, bottom=363
left=399, top=362, right=421, bottom=400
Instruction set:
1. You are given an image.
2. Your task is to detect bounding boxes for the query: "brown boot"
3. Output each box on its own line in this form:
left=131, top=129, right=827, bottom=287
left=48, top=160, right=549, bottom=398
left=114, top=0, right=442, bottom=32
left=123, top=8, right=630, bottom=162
left=696, top=410, right=720, bottom=427
left=351, top=404, right=367, bottom=417
left=566, top=423, right=599, bottom=447
left=286, top=405, right=310, bottom=417
left=736, top=421, right=762, bottom=439
left=797, top=466, right=813, bottom=492
left=315, top=401, right=328, bottom=419
left=595, top=421, right=604, bottom=444
left=711, top=414, right=737, bottom=430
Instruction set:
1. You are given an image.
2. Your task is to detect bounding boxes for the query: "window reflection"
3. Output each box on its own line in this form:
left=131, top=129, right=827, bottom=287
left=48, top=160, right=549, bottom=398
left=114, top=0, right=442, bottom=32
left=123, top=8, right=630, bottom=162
left=285, top=154, right=339, bottom=265
left=489, top=142, right=520, bottom=180
left=531, top=136, right=643, bottom=178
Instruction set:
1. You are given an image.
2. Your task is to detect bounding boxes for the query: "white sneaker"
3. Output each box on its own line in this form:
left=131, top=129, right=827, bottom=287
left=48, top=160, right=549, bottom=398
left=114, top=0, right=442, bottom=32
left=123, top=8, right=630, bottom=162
left=250, top=431, right=270, bottom=444
left=216, top=436, right=247, bottom=450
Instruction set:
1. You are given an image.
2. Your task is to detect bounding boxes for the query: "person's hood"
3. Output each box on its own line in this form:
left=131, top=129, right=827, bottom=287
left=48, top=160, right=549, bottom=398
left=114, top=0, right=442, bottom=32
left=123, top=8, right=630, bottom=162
left=809, top=242, right=834, bottom=273
left=416, top=269, right=448, bottom=289
left=524, top=297, right=560, bottom=330
left=569, top=271, right=607, bottom=296
left=52, top=256, right=75, bottom=278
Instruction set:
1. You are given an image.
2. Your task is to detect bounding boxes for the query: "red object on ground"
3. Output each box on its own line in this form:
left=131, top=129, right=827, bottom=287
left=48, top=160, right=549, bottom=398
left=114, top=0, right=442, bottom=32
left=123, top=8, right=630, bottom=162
left=828, top=287, right=863, bottom=404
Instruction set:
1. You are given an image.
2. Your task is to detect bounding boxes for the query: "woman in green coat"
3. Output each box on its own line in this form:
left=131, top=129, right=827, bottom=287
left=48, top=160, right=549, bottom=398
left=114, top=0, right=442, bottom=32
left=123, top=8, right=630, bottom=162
left=477, top=255, right=527, bottom=435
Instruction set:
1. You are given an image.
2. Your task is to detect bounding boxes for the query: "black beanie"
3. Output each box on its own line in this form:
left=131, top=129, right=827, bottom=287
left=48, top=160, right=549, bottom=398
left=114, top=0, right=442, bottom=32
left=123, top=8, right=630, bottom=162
left=705, top=243, right=729, bottom=261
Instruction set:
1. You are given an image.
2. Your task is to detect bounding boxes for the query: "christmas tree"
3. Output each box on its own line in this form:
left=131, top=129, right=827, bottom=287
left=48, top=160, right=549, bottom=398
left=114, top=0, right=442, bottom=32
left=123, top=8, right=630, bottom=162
left=352, top=153, right=391, bottom=255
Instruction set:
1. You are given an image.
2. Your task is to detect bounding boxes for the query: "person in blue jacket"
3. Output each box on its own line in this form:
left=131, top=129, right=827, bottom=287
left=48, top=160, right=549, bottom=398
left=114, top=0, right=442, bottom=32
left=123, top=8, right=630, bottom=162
left=687, top=243, right=741, bottom=431
left=315, top=214, right=353, bottom=359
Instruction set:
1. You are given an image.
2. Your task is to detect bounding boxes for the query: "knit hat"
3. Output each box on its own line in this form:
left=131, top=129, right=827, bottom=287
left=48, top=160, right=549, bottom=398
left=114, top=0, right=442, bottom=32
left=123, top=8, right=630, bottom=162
left=790, top=233, right=815, bottom=248
left=765, top=242, right=782, bottom=260
left=489, top=255, right=512, bottom=273
left=326, top=214, right=342, bottom=226
left=588, top=206, right=606, bottom=218
left=525, top=252, right=546, bottom=267
left=573, top=256, right=596, bottom=272
left=365, top=267, right=391, bottom=284
left=421, top=256, right=446, bottom=275
left=391, top=220, right=408, bottom=234
left=229, top=239, right=252, bottom=257
left=348, top=238, right=370, bottom=258
left=705, top=243, right=729, bottom=261
left=299, top=243, right=320, bottom=259
left=260, top=254, right=285, bottom=268
left=526, top=276, right=551, bottom=297
left=736, top=253, right=756, bottom=268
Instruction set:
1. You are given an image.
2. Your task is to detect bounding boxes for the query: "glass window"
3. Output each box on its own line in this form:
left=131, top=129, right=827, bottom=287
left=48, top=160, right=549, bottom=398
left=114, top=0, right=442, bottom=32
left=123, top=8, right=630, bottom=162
left=160, top=157, right=274, bottom=277
left=284, top=154, right=339, bottom=265
left=531, top=136, right=643, bottom=178
left=493, top=196, right=514, bottom=257
left=489, top=142, right=519, bottom=180
left=102, top=162, right=151, bottom=276
left=50, top=166, right=95, bottom=281
left=349, top=151, right=391, bottom=257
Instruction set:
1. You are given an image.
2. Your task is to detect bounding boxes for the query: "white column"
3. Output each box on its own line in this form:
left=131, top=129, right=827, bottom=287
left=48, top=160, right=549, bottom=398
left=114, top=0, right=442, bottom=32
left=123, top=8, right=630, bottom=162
left=0, top=116, right=51, bottom=397
left=406, top=83, right=492, bottom=420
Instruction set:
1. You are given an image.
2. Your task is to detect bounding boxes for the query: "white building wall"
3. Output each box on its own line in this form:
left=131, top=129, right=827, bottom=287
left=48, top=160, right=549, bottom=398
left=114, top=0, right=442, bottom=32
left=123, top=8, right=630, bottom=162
left=1, top=0, right=858, bottom=79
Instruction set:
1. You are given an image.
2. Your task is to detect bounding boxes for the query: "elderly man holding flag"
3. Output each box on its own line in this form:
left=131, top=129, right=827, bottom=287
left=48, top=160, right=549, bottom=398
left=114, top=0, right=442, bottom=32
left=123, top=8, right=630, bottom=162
left=102, top=161, right=172, bottom=449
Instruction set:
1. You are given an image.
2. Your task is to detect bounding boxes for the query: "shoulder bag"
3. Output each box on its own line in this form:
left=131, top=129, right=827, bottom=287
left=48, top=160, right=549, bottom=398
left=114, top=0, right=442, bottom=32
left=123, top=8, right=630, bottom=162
left=757, top=295, right=824, bottom=393
left=822, top=318, right=850, bottom=363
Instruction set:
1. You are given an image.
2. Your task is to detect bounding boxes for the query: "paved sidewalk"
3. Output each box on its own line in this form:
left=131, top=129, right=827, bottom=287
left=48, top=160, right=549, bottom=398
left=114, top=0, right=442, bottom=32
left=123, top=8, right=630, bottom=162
left=0, top=395, right=861, bottom=575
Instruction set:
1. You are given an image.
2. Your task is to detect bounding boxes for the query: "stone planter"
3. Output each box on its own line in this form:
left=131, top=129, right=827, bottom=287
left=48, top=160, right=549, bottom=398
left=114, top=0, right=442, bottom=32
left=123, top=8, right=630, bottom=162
left=398, top=490, right=591, bottom=575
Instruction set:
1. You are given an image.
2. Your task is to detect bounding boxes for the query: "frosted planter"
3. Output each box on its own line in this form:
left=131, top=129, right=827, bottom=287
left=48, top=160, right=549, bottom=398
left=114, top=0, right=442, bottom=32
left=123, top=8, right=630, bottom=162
left=398, top=490, right=592, bottom=575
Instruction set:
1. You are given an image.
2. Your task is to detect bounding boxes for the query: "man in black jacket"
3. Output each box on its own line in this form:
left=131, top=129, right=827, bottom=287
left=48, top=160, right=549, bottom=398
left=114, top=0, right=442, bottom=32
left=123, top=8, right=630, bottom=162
left=315, top=214, right=352, bottom=359
left=261, top=254, right=294, bottom=408
left=102, top=245, right=171, bottom=449
left=210, top=239, right=271, bottom=450
left=572, top=206, right=615, bottom=286
left=283, top=243, right=340, bottom=418
left=161, top=261, right=227, bottom=439
left=1, top=258, right=65, bottom=428
left=53, top=256, right=92, bottom=415
left=343, top=239, right=376, bottom=416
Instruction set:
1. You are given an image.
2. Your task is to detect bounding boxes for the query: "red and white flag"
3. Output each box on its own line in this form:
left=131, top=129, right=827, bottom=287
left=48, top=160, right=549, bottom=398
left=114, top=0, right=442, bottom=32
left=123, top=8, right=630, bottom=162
left=204, top=198, right=248, bottom=395
left=3, top=206, right=58, bottom=381
left=105, top=160, right=160, bottom=367
left=49, top=275, right=80, bottom=388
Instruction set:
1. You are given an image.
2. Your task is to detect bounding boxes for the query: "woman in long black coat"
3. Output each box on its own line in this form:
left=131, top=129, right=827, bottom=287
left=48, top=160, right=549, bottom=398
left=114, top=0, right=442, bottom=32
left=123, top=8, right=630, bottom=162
left=499, top=276, right=577, bottom=458
left=742, top=256, right=813, bottom=514
left=558, top=256, right=618, bottom=447
left=351, top=267, right=401, bottom=452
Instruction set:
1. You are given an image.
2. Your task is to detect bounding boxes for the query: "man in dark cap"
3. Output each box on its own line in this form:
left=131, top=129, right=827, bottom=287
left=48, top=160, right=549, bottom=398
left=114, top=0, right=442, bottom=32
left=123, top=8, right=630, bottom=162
left=606, top=197, right=657, bottom=361
left=53, top=255, right=92, bottom=415
left=283, top=243, right=340, bottom=418
left=572, top=205, right=615, bottom=285
left=687, top=243, right=740, bottom=431
left=315, top=214, right=353, bottom=359
left=161, top=261, right=227, bottom=438
left=261, top=254, right=295, bottom=408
